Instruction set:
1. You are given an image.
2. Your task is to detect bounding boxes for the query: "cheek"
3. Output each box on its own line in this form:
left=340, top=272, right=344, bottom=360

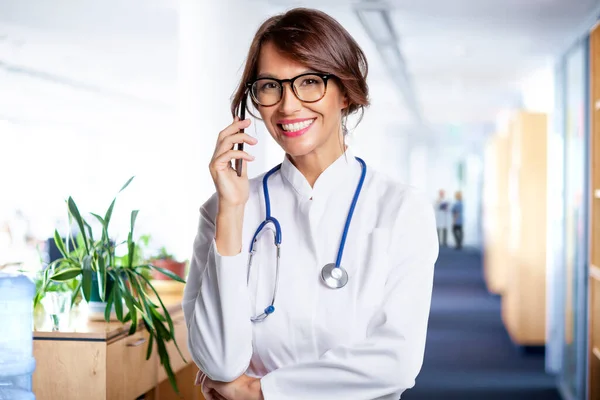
left=257, top=106, right=271, bottom=123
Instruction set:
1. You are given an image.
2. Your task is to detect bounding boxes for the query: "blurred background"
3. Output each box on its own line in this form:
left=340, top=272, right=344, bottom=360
left=1, top=0, right=599, bottom=399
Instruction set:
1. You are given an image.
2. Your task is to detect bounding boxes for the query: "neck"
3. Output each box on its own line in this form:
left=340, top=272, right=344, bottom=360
left=288, top=137, right=346, bottom=187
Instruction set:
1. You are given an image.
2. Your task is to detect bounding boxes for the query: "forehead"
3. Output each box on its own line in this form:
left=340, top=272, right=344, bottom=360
left=256, top=41, right=311, bottom=79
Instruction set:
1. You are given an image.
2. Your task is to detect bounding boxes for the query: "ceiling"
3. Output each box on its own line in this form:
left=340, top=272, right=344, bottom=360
left=265, top=0, right=600, bottom=132
left=0, top=0, right=599, bottom=135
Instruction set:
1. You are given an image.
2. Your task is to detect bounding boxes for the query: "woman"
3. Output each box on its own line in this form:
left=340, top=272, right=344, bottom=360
left=183, top=8, right=438, bottom=400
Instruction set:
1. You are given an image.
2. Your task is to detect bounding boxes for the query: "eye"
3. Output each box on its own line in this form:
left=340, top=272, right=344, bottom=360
left=299, top=78, right=319, bottom=86
left=260, top=82, right=279, bottom=91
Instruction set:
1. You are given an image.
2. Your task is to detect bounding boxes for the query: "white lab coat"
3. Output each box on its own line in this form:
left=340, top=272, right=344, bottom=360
left=434, top=199, right=449, bottom=229
left=183, top=148, right=439, bottom=400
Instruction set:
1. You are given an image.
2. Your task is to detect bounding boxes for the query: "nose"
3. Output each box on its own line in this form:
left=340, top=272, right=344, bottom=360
left=278, top=82, right=302, bottom=115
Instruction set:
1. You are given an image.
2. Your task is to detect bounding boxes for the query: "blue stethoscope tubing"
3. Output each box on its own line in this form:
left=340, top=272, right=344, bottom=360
left=247, top=156, right=367, bottom=322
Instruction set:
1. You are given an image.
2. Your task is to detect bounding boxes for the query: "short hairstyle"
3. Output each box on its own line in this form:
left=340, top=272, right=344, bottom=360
left=231, top=8, right=370, bottom=127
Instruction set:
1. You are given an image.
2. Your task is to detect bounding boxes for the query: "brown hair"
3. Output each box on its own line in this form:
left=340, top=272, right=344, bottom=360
left=230, top=8, right=370, bottom=130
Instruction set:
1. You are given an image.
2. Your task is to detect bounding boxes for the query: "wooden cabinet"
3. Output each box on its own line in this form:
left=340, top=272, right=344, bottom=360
left=107, top=330, right=158, bottom=399
left=589, top=20, right=600, bottom=400
left=501, top=111, right=548, bottom=346
left=33, top=296, right=204, bottom=400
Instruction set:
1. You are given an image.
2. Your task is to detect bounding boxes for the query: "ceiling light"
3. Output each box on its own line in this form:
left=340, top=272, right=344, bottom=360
left=378, top=44, right=402, bottom=71
left=355, top=9, right=396, bottom=44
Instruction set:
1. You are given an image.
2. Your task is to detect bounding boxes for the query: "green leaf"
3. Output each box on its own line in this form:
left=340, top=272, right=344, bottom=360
left=119, top=176, right=135, bottom=193
left=91, top=213, right=109, bottom=242
left=97, top=256, right=106, bottom=303
left=146, top=333, right=154, bottom=361
left=90, top=213, right=106, bottom=227
left=67, top=197, right=89, bottom=253
left=155, top=335, right=179, bottom=394
left=138, top=273, right=174, bottom=332
left=139, top=274, right=186, bottom=363
left=122, top=312, right=132, bottom=324
left=129, top=275, right=155, bottom=331
left=104, top=198, right=116, bottom=230
left=142, top=265, right=186, bottom=283
left=103, top=177, right=133, bottom=231
left=113, top=283, right=123, bottom=321
left=123, top=294, right=138, bottom=334
left=82, top=255, right=93, bottom=302
left=119, top=274, right=140, bottom=334
left=153, top=317, right=171, bottom=340
left=70, top=281, right=82, bottom=306
left=50, top=268, right=82, bottom=281
left=129, top=318, right=138, bottom=336
left=83, top=220, right=94, bottom=243
left=130, top=210, right=139, bottom=233
left=128, top=237, right=135, bottom=269
left=53, top=230, right=68, bottom=258
left=104, top=285, right=115, bottom=322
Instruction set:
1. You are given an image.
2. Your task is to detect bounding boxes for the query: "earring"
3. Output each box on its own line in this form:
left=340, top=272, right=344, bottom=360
left=342, top=114, right=348, bottom=136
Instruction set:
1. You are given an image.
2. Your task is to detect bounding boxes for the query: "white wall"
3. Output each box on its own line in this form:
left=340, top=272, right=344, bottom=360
left=0, top=1, right=412, bottom=267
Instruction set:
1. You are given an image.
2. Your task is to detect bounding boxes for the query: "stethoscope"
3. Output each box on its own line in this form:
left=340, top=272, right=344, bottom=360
left=247, top=156, right=367, bottom=322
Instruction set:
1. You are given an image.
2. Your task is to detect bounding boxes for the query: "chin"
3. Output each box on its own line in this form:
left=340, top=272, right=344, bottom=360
left=279, top=139, right=320, bottom=158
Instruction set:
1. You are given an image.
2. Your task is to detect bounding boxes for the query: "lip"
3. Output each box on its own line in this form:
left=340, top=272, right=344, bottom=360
left=277, top=118, right=316, bottom=138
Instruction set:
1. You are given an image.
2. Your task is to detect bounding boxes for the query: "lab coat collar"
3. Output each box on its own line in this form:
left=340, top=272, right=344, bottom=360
left=280, top=147, right=359, bottom=201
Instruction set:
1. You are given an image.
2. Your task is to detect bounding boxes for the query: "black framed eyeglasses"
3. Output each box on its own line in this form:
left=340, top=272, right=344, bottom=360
left=247, top=72, right=333, bottom=107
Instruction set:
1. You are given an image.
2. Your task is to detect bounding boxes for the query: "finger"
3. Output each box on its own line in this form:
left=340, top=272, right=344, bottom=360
left=219, top=133, right=258, bottom=153
left=212, top=391, right=228, bottom=400
left=212, top=150, right=255, bottom=172
left=217, top=119, right=252, bottom=142
left=202, top=379, right=215, bottom=400
left=203, top=390, right=215, bottom=400
left=195, top=370, right=205, bottom=386
left=241, top=158, right=249, bottom=178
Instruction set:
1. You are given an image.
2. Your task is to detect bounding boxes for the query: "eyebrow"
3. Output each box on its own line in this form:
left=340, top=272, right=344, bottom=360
left=256, top=70, right=319, bottom=79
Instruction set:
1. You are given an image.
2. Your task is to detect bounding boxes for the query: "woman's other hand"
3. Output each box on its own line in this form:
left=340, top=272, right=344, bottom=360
left=197, top=371, right=263, bottom=400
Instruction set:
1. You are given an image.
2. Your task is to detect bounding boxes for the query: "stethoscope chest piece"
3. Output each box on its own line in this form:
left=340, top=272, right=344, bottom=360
left=321, top=263, right=348, bottom=289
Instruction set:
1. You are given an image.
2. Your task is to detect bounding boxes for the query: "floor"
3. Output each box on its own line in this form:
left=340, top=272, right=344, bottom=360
left=402, top=247, right=562, bottom=400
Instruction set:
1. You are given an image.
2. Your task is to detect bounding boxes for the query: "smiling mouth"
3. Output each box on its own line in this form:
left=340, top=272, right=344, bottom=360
left=277, top=119, right=316, bottom=137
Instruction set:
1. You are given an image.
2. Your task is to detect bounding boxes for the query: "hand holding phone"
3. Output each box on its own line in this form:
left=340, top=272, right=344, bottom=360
left=208, top=93, right=257, bottom=208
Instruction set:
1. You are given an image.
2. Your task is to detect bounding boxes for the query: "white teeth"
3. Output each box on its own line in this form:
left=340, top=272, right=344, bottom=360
left=281, top=119, right=314, bottom=132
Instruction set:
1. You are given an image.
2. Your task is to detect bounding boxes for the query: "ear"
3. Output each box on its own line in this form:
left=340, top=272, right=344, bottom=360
left=340, top=94, right=349, bottom=110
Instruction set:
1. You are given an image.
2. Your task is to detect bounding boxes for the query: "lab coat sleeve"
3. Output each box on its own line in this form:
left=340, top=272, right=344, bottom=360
left=260, top=189, right=439, bottom=399
left=182, top=194, right=253, bottom=382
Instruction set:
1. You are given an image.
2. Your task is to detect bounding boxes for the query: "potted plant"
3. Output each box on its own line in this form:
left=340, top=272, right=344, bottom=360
left=34, top=177, right=186, bottom=393
left=150, top=246, right=187, bottom=281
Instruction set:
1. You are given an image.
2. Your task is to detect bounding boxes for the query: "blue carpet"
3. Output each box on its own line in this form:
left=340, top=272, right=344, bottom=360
left=402, top=247, right=561, bottom=400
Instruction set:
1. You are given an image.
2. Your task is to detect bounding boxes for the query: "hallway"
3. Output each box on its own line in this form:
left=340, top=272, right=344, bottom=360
left=403, top=248, right=561, bottom=400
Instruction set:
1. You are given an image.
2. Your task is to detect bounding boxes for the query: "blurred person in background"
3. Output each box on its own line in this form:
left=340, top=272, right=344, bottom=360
left=452, top=191, right=464, bottom=250
left=434, top=189, right=449, bottom=247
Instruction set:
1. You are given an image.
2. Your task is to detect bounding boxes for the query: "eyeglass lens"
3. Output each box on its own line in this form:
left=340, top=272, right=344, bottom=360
left=251, top=74, right=326, bottom=106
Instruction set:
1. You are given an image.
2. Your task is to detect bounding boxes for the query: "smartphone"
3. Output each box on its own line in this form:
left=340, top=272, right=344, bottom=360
left=235, top=95, right=247, bottom=177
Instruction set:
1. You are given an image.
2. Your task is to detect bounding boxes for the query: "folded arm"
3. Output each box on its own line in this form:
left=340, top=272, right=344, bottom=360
left=183, top=195, right=254, bottom=382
